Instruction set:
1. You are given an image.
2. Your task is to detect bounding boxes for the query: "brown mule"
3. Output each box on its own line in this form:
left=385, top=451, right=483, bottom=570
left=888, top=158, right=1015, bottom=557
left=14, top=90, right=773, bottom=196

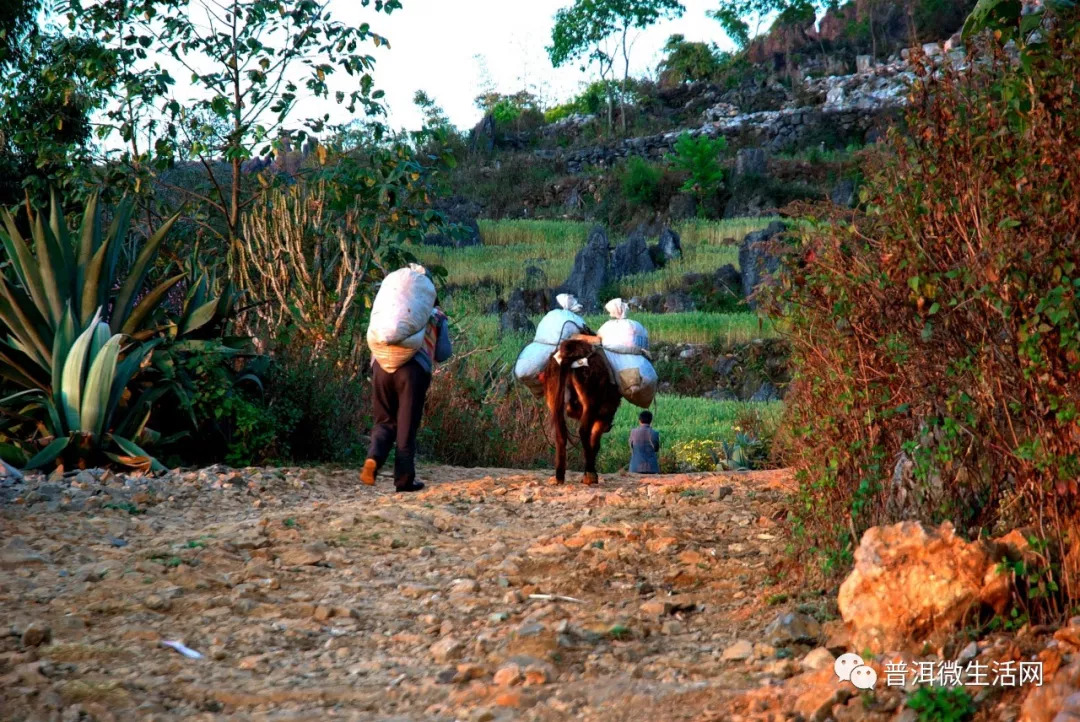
left=543, top=338, right=622, bottom=485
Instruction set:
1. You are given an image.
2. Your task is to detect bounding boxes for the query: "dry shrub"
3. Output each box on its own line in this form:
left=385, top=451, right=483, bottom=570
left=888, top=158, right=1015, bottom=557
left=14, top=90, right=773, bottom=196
left=420, top=359, right=554, bottom=470
left=767, top=20, right=1080, bottom=588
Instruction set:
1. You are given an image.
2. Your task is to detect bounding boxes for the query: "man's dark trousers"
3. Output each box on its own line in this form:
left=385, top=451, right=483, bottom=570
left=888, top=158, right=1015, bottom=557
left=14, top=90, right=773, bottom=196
left=368, top=357, right=431, bottom=488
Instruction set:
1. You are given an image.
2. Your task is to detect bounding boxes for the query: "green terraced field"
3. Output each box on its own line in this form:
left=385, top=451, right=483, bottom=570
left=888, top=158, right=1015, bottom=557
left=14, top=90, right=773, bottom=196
left=457, top=311, right=776, bottom=352
left=417, top=217, right=775, bottom=297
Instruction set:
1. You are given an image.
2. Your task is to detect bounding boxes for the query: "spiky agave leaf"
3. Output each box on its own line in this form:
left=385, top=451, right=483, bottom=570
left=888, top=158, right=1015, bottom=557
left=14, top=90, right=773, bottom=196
left=59, top=311, right=103, bottom=433
left=111, top=212, right=180, bottom=335
left=24, top=435, right=69, bottom=470
left=111, top=434, right=166, bottom=472
left=51, top=306, right=76, bottom=411
left=81, top=333, right=122, bottom=439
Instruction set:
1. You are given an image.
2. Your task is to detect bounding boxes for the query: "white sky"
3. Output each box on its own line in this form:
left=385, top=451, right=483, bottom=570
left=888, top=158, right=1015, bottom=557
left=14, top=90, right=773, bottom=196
left=326, top=0, right=737, bottom=133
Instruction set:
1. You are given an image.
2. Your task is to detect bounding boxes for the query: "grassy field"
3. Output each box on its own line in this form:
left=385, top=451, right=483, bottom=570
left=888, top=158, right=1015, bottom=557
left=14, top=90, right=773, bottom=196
left=417, top=217, right=774, bottom=297
left=597, top=395, right=782, bottom=473
left=458, top=311, right=777, bottom=352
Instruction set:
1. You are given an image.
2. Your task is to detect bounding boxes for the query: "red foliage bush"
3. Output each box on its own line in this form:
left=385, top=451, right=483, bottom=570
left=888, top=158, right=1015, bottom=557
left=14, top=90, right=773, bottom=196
left=766, top=17, right=1080, bottom=588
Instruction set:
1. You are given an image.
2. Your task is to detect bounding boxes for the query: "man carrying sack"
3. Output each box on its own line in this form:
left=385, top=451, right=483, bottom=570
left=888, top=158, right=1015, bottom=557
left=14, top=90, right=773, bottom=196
left=362, top=264, right=452, bottom=492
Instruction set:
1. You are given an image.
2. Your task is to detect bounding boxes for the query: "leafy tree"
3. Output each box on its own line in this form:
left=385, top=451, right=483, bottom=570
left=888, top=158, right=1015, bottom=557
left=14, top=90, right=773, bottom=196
left=667, top=132, right=727, bottom=203
left=473, top=90, right=543, bottom=132
left=548, top=0, right=684, bottom=133
left=709, top=0, right=835, bottom=48
left=414, top=90, right=451, bottom=132
left=657, top=34, right=725, bottom=86
left=69, top=0, right=402, bottom=249
left=0, top=0, right=41, bottom=64
left=0, top=3, right=117, bottom=206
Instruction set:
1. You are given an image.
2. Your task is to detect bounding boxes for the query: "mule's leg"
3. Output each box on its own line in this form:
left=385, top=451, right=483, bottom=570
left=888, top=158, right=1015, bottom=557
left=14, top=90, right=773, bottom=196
left=581, top=419, right=608, bottom=486
left=577, top=405, right=600, bottom=485
left=553, top=408, right=568, bottom=484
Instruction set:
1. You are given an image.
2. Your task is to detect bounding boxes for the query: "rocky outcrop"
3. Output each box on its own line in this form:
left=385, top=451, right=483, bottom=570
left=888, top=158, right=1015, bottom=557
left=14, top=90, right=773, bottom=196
left=559, top=226, right=611, bottom=312
left=734, top=147, right=769, bottom=179
left=830, top=178, right=856, bottom=207
left=498, top=289, right=536, bottom=337
left=469, top=113, right=496, bottom=154
left=838, top=521, right=1012, bottom=654
left=610, top=228, right=655, bottom=278
left=559, top=103, right=886, bottom=172
left=739, top=220, right=787, bottom=309
left=423, top=196, right=483, bottom=248
left=547, top=50, right=957, bottom=173
left=651, top=227, right=682, bottom=266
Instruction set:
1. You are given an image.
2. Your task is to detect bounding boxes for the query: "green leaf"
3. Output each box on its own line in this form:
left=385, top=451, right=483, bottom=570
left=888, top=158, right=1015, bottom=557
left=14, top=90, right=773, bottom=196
left=962, top=0, right=1023, bottom=39
left=81, top=333, right=122, bottom=439
left=180, top=297, right=220, bottom=335
left=51, top=305, right=76, bottom=412
left=33, top=212, right=68, bottom=327
left=24, top=435, right=70, bottom=470
left=75, top=195, right=101, bottom=300
left=121, top=274, right=184, bottom=335
left=111, top=212, right=180, bottom=334
left=60, top=313, right=101, bottom=432
left=0, top=278, right=52, bottom=368
left=106, top=338, right=161, bottom=431
left=0, top=210, right=50, bottom=326
left=112, top=434, right=166, bottom=472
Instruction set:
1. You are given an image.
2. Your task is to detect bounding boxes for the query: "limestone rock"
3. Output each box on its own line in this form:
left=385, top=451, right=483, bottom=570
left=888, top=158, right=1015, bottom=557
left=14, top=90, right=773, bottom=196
left=654, top=227, right=682, bottom=264
left=430, top=636, right=464, bottom=663
left=610, top=228, right=655, bottom=279
left=838, top=521, right=1003, bottom=654
left=1021, top=658, right=1080, bottom=722
left=722, top=639, right=754, bottom=661
left=830, top=179, right=856, bottom=208
left=494, top=663, right=522, bottom=686
left=738, top=221, right=787, bottom=310
left=764, top=611, right=822, bottom=647
left=278, top=545, right=325, bottom=566
left=667, top=194, right=697, bottom=221
left=20, top=622, right=51, bottom=648
left=1, top=537, right=50, bottom=568
left=801, top=647, right=835, bottom=672
left=750, top=381, right=781, bottom=403
left=559, top=226, right=611, bottom=312
left=735, top=148, right=768, bottom=179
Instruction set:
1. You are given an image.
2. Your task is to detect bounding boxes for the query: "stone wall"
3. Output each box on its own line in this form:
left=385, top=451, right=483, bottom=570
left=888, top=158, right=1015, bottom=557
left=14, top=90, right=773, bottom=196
left=540, top=50, right=957, bottom=174
left=555, top=104, right=893, bottom=173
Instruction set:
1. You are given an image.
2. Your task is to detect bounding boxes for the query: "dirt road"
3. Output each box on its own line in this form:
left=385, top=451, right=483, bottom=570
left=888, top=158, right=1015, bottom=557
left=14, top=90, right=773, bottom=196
left=1, top=465, right=813, bottom=721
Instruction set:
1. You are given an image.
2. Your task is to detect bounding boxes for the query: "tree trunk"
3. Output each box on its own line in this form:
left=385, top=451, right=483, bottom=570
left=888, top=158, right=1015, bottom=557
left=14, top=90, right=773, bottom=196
left=620, top=25, right=630, bottom=136
left=229, top=0, right=242, bottom=252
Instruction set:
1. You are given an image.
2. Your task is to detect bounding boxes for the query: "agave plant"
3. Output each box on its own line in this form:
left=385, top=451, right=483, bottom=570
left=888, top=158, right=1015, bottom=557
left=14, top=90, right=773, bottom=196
left=4, top=308, right=165, bottom=470
left=0, top=191, right=251, bottom=469
left=0, top=191, right=243, bottom=392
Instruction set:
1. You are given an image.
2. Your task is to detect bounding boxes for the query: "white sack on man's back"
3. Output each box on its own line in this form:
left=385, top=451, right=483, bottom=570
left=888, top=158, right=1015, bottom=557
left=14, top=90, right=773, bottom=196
left=367, top=264, right=437, bottom=345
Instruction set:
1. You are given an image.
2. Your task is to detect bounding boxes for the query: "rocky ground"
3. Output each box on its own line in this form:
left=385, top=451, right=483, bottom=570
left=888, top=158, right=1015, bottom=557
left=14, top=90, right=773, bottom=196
left=1, top=464, right=1070, bottom=722
left=0, top=463, right=833, bottom=722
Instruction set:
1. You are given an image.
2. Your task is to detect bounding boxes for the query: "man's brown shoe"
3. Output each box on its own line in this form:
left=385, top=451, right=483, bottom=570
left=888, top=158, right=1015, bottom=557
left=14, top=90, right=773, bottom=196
left=360, top=459, right=379, bottom=486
